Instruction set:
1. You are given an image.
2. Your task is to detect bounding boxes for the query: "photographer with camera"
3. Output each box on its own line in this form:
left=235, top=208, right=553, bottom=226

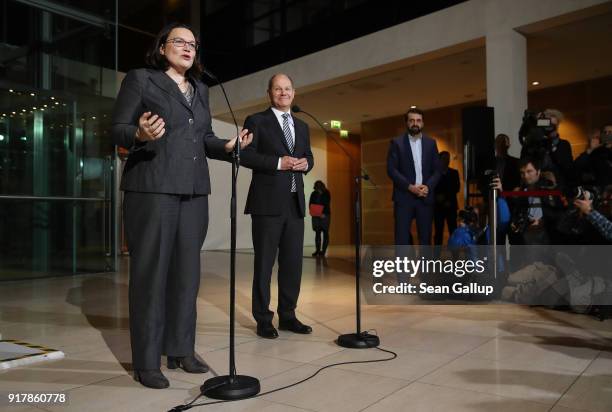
left=573, top=185, right=612, bottom=243
left=507, top=158, right=564, bottom=246
left=520, top=109, right=574, bottom=190
left=576, top=124, right=612, bottom=188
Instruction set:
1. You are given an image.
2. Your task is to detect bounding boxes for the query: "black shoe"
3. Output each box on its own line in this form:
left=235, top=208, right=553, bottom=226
left=167, top=355, right=209, bottom=373
left=256, top=322, right=279, bottom=339
left=133, top=369, right=169, bottom=389
left=312, top=251, right=320, bottom=257
left=279, top=318, right=312, bottom=334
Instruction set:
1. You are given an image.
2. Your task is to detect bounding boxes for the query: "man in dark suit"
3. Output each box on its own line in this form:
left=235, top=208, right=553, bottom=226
left=387, top=108, right=441, bottom=245
left=434, top=151, right=460, bottom=245
left=240, top=73, right=314, bottom=339
left=495, top=133, right=521, bottom=191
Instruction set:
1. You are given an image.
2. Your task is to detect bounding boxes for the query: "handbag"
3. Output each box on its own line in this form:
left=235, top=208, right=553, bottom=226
left=309, top=204, right=324, bottom=217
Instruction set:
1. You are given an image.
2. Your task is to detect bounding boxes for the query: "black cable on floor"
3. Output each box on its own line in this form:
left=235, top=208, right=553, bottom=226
left=168, top=345, right=398, bottom=411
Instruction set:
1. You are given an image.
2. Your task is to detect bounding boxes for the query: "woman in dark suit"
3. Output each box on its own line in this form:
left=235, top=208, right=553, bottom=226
left=112, top=22, right=251, bottom=389
left=309, top=180, right=331, bottom=257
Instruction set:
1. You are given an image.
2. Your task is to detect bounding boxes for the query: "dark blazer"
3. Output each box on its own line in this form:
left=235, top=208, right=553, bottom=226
left=496, top=154, right=521, bottom=191
left=435, top=167, right=460, bottom=210
left=387, top=132, right=441, bottom=206
left=111, top=68, right=229, bottom=195
left=240, top=108, right=314, bottom=216
left=309, top=191, right=331, bottom=216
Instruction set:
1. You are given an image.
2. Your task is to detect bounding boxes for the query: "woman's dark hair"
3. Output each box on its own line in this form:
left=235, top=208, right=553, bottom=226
left=145, top=22, right=203, bottom=80
left=314, top=180, right=328, bottom=193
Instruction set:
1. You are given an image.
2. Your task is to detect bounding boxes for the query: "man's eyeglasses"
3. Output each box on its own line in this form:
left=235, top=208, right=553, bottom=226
left=166, top=38, right=199, bottom=51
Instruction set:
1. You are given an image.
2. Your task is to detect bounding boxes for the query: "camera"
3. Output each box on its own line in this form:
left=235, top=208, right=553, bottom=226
left=458, top=206, right=478, bottom=226
left=518, top=110, right=555, bottom=159
left=565, top=186, right=598, bottom=202
left=557, top=186, right=601, bottom=238
left=510, top=211, right=530, bottom=235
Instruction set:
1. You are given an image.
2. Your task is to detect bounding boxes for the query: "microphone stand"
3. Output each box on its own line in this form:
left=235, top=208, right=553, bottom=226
left=292, top=106, right=380, bottom=348
left=200, top=70, right=260, bottom=400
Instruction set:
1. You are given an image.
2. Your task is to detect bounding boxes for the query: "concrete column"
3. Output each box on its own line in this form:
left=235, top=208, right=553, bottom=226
left=486, top=29, right=528, bottom=158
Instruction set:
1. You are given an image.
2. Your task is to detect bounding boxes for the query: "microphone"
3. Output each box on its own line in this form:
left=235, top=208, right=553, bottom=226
left=203, top=68, right=241, bottom=161
left=291, top=105, right=375, bottom=186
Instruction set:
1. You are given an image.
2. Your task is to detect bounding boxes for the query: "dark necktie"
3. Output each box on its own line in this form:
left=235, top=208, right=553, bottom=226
left=282, top=113, right=297, bottom=193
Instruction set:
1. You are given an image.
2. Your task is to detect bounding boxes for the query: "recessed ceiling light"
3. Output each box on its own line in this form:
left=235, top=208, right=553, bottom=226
left=410, top=105, right=417, bottom=109
left=30, top=93, right=35, bottom=96
left=532, top=81, right=540, bottom=86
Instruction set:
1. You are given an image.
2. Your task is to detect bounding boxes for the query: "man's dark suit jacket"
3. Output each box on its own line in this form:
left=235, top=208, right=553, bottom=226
left=387, top=132, right=441, bottom=206
left=111, top=68, right=228, bottom=195
left=435, top=167, right=460, bottom=210
left=240, top=108, right=314, bottom=216
left=497, top=154, right=521, bottom=191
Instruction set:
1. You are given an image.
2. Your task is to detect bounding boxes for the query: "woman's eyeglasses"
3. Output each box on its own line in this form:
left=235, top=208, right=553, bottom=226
left=166, top=38, right=199, bottom=51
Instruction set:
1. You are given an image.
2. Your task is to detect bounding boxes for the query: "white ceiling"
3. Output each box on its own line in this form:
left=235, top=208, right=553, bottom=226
left=216, top=11, right=612, bottom=134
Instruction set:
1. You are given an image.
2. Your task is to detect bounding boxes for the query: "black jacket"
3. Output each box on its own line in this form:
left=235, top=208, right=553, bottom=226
left=111, top=68, right=229, bottom=195
left=309, top=191, right=331, bottom=216
left=240, top=108, right=314, bottom=216
left=434, top=167, right=460, bottom=210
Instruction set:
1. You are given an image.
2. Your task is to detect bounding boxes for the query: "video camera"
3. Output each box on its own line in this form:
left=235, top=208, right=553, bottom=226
left=518, top=110, right=555, bottom=156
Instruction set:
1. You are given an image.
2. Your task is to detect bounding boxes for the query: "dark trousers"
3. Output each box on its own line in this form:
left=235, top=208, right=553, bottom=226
left=313, top=215, right=330, bottom=253
left=251, top=193, right=304, bottom=324
left=394, top=201, right=434, bottom=245
left=434, top=206, right=458, bottom=245
left=315, top=229, right=329, bottom=253
left=123, top=192, right=208, bottom=370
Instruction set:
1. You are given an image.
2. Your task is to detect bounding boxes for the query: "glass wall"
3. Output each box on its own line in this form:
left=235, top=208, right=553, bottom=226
left=0, top=0, right=118, bottom=280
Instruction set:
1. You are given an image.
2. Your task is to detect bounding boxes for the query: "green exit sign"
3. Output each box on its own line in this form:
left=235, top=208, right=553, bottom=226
left=330, top=120, right=341, bottom=129
left=340, top=130, right=349, bottom=138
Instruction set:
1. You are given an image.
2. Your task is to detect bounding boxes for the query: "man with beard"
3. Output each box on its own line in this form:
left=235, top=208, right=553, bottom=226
left=387, top=108, right=441, bottom=245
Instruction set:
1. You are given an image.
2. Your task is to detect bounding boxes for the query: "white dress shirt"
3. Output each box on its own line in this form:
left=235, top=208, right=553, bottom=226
left=408, top=134, right=423, bottom=185
left=271, top=107, right=294, bottom=170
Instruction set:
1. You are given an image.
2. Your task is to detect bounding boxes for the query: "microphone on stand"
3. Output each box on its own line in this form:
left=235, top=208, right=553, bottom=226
left=291, top=105, right=375, bottom=187
left=292, top=105, right=380, bottom=349
left=198, top=69, right=260, bottom=400
left=204, top=69, right=241, bottom=162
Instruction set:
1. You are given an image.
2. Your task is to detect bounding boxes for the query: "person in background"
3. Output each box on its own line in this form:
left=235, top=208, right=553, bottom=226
left=387, top=107, right=441, bottom=245
left=495, top=133, right=521, bottom=191
left=434, top=151, right=460, bottom=245
left=309, top=180, right=331, bottom=257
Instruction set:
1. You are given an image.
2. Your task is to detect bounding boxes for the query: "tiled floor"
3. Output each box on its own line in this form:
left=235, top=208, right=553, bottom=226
left=1, top=247, right=612, bottom=412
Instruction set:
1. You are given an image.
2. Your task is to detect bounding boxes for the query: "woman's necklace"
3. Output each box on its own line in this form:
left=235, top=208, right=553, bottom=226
left=169, top=74, right=188, bottom=92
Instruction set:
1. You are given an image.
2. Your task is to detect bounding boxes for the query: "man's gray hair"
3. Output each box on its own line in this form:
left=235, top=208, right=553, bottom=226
left=543, top=108, right=564, bottom=122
